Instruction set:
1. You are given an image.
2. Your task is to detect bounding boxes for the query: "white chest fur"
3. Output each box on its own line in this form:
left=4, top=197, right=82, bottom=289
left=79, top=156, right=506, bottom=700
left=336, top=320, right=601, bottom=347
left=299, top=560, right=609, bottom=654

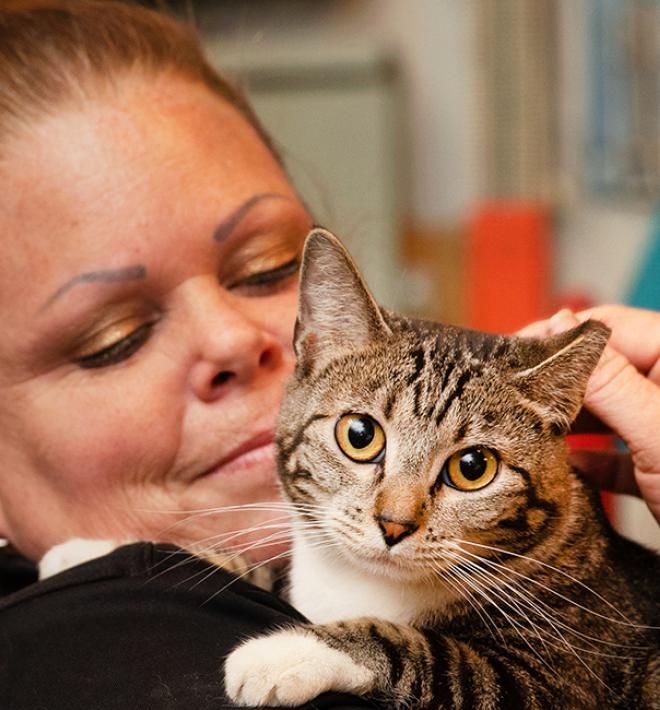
left=288, top=535, right=452, bottom=625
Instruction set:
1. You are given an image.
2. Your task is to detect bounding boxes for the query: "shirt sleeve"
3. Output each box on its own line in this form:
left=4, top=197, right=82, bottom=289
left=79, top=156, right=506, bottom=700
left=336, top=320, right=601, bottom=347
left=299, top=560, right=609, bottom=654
left=0, top=542, right=374, bottom=710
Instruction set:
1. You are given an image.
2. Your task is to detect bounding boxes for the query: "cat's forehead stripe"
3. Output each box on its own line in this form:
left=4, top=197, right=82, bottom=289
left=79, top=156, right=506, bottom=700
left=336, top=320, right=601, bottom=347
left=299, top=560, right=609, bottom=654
left=406, top=348, right=426, bottom=385
left=383, top=390, right=397, bottom=420
left=280, top=412, right=328, bottom=458
left=434, top=370, right=472, bottom=427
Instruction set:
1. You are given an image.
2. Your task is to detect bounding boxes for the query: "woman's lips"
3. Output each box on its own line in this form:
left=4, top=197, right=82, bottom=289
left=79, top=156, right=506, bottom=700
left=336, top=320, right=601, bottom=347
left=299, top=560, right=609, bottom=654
left=197, top=431, right=276, bottom=480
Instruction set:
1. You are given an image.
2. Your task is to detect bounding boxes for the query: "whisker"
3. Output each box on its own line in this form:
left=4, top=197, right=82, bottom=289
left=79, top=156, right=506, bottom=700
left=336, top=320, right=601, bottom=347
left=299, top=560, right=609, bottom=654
left=184, top=524, right=338, bottom=592
left=447, top=548, right=633, bottom=673
left=443, top=558, right=554, bottom=674
left=450, top=549, right=649, bottom=653
left=447, top=551, right=612, bottom=686
left=444, top=550, right=639, bottom=700
left=181, top=533, right=296, bottom=591
left=150, top=501, right=330, bottom=536
left=145, top=516, right=296, bottom=576
left=450, top=541, right=654, bottom=630
left=182, top=516, right=296, bottom=550
left=428, top=560, right=505, bottom=646
left=202, top=538, right=344, bottom=605
left=445, top=550, right=555, bottom=658
left=146, top=546, right=213, bottom=584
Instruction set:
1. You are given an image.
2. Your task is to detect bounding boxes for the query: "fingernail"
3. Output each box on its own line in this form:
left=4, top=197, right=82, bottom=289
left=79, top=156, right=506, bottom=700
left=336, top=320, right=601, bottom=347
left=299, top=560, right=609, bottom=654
left=548, top=308, right=579, bottom=334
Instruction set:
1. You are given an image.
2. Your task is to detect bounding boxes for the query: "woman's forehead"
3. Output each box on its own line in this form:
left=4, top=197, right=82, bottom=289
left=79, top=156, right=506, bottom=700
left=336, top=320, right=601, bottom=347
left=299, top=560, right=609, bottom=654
left=4, top=75, right=289, bottom=212
left=0, top=76, right=299, bottom=305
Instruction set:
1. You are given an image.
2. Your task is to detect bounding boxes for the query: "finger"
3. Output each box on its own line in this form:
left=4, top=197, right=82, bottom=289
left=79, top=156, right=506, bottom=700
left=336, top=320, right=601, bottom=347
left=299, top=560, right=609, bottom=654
left=568, top=449, right=640, bottom=497
left=649, top=357, right=660, bottom=386
left=575, top=305, right=660, bottom=377
left=550, top=310, right=659, bottom=465
left=636, top=470, right=660, bottom=526
left=550, top=309, right=660, bottom=524
left=583, top=344, right=660, bottom=473
left=516, top=319, right=551, bottom=338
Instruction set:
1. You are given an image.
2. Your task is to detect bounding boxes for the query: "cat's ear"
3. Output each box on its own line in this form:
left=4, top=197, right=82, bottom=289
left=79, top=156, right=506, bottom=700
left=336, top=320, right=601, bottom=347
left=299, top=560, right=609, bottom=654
left=294, top=228, right=391, bottom=368
left=513, top=320, right=610, bottom=434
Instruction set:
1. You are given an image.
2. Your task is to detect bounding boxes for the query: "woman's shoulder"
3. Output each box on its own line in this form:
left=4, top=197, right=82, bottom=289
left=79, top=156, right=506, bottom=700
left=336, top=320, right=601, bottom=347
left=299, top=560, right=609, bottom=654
left=0, top=542, right=371, bottom=709
left=0, top=544, right=37, bottom=596
left=1, top=541, right=302, bottom=622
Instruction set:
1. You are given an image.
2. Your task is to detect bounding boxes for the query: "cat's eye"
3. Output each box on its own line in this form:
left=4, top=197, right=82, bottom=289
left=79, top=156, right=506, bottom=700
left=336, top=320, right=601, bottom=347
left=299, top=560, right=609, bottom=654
left=335, top=414, right=386, bottom=463
left=443, top=447, right=499, bottom=491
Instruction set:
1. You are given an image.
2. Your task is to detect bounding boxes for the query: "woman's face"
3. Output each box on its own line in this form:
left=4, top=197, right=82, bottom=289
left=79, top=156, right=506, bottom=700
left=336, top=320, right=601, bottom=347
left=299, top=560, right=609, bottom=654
left=0, top=76, right=311, bottom=561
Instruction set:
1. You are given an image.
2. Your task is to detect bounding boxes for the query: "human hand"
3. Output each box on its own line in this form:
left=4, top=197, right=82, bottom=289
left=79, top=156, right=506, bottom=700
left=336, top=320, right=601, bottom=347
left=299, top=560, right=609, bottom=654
left=519, top=305, right=660, bottom=524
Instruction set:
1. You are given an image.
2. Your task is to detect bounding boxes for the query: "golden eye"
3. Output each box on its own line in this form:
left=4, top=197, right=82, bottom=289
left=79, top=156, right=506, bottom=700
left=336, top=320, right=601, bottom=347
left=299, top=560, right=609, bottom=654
left=335, top=414, right=385, bottom=463
left=443, top=447, right=499, bottom=491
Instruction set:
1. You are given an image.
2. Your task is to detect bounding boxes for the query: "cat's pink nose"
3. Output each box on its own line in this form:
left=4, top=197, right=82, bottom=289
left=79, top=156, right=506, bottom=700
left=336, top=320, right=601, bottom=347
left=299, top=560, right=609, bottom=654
left=378, top=517, right=418, bottom=547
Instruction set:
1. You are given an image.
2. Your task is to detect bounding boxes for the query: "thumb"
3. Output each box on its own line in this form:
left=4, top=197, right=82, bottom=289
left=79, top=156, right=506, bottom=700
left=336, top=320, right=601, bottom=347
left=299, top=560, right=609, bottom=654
left=550, top=309, right=660, bottom=523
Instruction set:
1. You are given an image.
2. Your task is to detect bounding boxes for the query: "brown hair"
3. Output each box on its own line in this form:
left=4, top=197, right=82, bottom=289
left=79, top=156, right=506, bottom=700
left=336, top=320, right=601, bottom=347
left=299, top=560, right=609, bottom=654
left=0, top=0, right=277, bottom=156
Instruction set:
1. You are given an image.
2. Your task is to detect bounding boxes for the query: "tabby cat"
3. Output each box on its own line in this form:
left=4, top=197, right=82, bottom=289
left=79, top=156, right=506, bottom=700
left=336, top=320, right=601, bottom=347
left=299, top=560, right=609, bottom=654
left=224, top=229, right=660, bottom=709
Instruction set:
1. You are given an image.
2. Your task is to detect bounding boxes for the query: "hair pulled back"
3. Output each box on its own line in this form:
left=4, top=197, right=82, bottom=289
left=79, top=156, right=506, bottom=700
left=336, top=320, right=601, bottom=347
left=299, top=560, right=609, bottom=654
left=0, top=0, right=276, bottom=154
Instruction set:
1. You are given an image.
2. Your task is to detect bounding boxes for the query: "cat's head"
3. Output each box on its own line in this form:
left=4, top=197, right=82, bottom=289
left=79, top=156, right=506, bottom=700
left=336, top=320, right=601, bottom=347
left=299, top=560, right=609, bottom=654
left=276, top=229, right=610, bottom=582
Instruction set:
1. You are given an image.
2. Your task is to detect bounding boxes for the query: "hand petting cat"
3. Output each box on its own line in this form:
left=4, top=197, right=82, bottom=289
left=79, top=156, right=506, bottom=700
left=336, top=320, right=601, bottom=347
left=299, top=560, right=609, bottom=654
left=520, top=305, right=660, bottom=525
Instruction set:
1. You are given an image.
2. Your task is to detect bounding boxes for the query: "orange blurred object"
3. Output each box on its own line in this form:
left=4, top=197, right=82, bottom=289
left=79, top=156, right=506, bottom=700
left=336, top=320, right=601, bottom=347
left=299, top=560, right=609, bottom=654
left=466, top=202, right=551, bottom=333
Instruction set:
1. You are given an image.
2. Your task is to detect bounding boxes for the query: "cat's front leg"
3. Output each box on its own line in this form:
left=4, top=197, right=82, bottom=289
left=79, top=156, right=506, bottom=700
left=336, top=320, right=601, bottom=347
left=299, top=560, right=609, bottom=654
left=224, top=618, right=434, bottom=708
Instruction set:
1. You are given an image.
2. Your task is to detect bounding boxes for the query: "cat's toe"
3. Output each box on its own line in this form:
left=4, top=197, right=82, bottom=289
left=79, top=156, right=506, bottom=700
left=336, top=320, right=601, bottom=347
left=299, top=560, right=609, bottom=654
left=224, top=629, right=374, bottom=707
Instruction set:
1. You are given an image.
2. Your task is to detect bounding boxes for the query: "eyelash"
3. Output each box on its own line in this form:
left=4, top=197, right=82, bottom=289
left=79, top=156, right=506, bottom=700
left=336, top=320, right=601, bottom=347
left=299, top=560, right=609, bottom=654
left=76, top=322, right=155, bottom=370
left=76, top=259, right=300, bottom=369
left=230, top=257, right=300, bottom=292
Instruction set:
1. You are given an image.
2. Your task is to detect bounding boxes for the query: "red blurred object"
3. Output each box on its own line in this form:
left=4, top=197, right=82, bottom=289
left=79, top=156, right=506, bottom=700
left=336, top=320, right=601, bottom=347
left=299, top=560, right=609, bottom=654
left=466, top=202, right=551, bottom=333
left=567, top=433, right=616, bottom=520
left=554, top=290, right=592, bottom=314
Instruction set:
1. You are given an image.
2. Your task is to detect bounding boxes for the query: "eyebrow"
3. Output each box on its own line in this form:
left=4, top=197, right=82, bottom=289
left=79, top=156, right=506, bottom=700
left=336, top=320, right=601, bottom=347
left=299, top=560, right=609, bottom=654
left=213, top=192, right=289, bottom=242
left=40, top=193, right=290, bottom=313
left=39, top=265, right=147, bottom=313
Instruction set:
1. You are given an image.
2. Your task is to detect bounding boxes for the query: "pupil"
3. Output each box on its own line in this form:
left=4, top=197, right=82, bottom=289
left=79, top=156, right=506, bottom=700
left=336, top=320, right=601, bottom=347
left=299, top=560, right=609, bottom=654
left=459, top=450, right=486, bottom=481
left=348, top=418, right=374, bottom=449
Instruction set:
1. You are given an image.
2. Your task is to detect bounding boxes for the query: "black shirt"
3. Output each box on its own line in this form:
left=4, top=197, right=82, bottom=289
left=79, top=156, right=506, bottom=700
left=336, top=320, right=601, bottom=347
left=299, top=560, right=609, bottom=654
left=0, top=543, right=372, bottom=709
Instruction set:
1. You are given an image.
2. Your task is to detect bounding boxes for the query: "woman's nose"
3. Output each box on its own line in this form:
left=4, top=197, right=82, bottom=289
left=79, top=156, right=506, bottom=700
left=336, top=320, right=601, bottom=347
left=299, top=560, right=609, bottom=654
left=186, top=283, right=285, bottom=402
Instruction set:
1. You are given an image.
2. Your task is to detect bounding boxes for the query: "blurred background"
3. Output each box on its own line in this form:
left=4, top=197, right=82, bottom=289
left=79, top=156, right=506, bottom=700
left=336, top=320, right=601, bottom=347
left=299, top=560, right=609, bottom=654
left=140, top=0, right=659, bottom=547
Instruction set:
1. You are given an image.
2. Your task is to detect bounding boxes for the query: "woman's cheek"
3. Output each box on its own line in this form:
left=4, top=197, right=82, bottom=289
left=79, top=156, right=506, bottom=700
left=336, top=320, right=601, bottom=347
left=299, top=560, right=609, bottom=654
left=43, top=369, right=183, bottom=491
left=260, top=290, right=298, bottom=356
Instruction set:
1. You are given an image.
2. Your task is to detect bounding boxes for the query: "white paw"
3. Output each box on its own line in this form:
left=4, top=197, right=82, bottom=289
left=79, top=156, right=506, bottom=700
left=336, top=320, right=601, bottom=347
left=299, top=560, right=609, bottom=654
left=224, top=629, right=374, bottom=706
left=39, top=538, right=124, bottom=579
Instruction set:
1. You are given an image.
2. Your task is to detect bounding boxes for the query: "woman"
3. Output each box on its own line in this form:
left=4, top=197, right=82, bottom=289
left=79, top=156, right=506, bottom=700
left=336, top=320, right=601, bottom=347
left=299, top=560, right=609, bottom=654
left=0, top=3, right=658, bottom=709
left=0, top=3, right=372, bottom=708
left=0, top=0, right=308, bottom=565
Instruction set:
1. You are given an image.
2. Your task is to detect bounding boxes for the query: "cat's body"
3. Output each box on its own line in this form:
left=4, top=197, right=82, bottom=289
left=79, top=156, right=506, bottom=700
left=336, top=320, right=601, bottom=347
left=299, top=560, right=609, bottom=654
left=281, top=478, right=660, bottom=709
left=224, top=229, right=659, bottom=709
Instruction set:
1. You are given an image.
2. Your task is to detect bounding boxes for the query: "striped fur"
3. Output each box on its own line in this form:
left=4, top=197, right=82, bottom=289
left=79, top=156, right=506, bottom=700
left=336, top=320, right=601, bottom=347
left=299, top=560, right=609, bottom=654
left=225, top=230, right=660, bottom=709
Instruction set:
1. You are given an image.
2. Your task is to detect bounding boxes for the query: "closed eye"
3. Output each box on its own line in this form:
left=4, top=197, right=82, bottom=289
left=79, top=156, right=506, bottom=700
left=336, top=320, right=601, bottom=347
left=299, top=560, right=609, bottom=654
left=229, top=257, right=300, bottom=295
left=76, top=321, right=155, bottom=369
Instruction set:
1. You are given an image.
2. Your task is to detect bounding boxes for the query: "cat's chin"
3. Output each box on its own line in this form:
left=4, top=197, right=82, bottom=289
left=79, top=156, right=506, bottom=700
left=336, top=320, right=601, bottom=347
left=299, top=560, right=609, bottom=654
left=290, top=536, right=456, bottom=625
left=342, top=546, right=435, bottom=585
